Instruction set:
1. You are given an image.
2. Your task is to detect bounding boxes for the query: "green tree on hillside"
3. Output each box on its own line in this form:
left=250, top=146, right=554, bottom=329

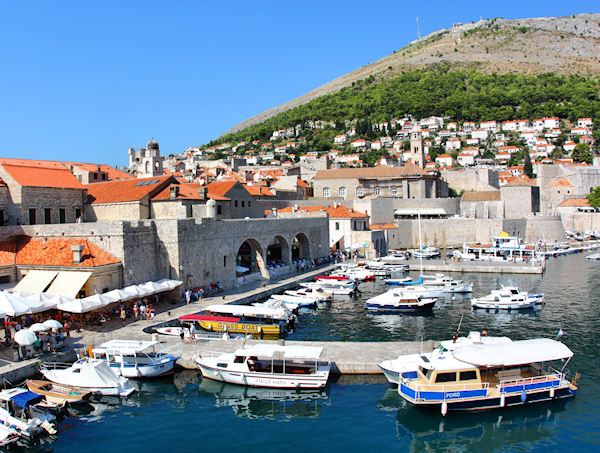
left=572, top=143, right=593, bottom=164
left=587, top=187, right=600, bottom=208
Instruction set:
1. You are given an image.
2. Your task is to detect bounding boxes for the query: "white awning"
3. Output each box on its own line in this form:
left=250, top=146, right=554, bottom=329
left=452, top=339, right=573, bottom=368
left=394, top=208, right=447, bottom=216
left=45, top=271, right=93, bottom=298
left=13, top=270, right=58, bottom=293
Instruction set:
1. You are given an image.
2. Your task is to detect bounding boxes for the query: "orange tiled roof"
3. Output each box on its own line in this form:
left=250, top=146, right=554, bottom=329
left=0, top=158, right=85, bottom=189
left=151, top=183, right=229, bottom=201
left=369, top=224, right=397, bottom=230
left=86, top=175, right=175, bottom=204
left=0, top=238, right=120, bottom=267
left=558, top=198, right=590, bottom=208
left=243, top=185, right=275, bottom=197
left=278, top=205, right=367, bottom=218
left=314, top=163, right=428, bottom=179
left=297, top=179, right=308, bottom=188
left=206, top=181, right=238, bottom=197
left=64, top=162, right=134, bottom=181
left=546, top=177, right=574, bottom=188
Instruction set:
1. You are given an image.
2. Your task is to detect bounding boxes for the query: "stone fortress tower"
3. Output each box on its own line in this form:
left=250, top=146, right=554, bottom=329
left=128, top=139, right=165, bottom=178
left=410, top=129, right=426, bottom=169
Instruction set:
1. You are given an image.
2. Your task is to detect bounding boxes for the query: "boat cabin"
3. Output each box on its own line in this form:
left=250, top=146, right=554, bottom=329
left=231, top=344, right=323, bottom=375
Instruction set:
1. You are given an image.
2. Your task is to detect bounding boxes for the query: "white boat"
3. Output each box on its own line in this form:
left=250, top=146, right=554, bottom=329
left=90, top=340, right=182, bottom=378
left=397, top=338, right=578, bottom=414
left=39, top=358, right=136, bottom=397
left=331, top=264, right=375, bottom=281
left=365, top=288, right=438, bottom=311
left=0, top=424, right=19, bottom=447
left=196, top=344, right=331, bottom=389
left=254, top=298, right=299, bottom=312
left=409, top=246, right=441, bottom=259
left=422, top=274, right=473, bottom=293
left=300, top=279, right=356, bottom=295
left=379, top=331, right=512, bottom=385
left=463, top=235, right=545, bottom=262
left=382, top=250, right=410, bottom=263
left=471, top=286, right=543, bottom=310
left=271, top=294, right=317, bottom=308
left=0, top=388, right=57, bottom=437
left=585, top=253, right=600, bottom=261
left=284, top=287, right=331, bottom=302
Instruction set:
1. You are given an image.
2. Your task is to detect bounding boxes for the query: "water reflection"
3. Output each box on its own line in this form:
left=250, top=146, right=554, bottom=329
left=377, top=387, right=570, bottom=452
left=198, top=378, right=331, bottom=420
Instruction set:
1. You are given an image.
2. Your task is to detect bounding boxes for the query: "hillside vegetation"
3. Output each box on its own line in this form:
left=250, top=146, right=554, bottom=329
left=220, top=13, right=600, bottom=139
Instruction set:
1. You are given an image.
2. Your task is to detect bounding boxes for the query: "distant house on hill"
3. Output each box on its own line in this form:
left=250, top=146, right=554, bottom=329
left=312, top=164, right=448, bottom=200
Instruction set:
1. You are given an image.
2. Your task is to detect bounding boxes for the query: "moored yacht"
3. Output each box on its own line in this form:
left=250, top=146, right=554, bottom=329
left=471, top=286, right=543, bottom=310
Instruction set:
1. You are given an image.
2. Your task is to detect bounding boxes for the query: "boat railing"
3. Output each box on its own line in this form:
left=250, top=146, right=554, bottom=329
left=498, top=371, right=563, bottom=392
left=38, top=361, right=75, bottom=371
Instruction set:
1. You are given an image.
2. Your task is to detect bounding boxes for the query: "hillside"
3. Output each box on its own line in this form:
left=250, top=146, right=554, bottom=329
left=222, top=14, right=600, bottom=137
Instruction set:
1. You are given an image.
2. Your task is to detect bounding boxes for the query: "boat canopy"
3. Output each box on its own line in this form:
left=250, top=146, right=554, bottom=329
left=94, top=339, right=160, bottom=354
left=452, top=339, right=573, bottom=368
left=179, top=314, right=241, bottom=323
left=205, top=304, right=288, bottom=318
left=233, top=344, right=323, bottom=360
left=1, top=390, right=44, bottom=408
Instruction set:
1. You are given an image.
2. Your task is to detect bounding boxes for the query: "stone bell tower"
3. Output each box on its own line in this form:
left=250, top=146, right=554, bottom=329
left=410, top=129, right=426, bottom=169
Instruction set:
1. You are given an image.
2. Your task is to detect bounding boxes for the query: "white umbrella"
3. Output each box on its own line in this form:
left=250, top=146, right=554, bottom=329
left=42, top=319, right=63, bottom=329
left=156, top=279, right=183, bottom=291
left=81, top=294, right=112, bottom=307
left=103, top=288, right=136, bottom=303
left=123, top=285, right=153, bottom=298
left=139, top=281, right=168, bottom=295
left=14, top=329, right=38, bottom=346
left=57, top=298, right=105, bottom=314
left=29, top=323, right=49, bottom=332
left=0, top=291, right=37, bottom=316
left=23, top=293, right=58, bottom=311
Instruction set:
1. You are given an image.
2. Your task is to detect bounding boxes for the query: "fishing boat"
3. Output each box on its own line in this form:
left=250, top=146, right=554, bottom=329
left=90, top=340, right=182, bottom=378
left=471, top=286, right=543, bottom=310
left=196, top=344, right=331, bottom=389
left=379, top=331, right=512, bottom=385
left=26, top=380, right=93, bottom=405
left=39, top=358, right=136, bottom=397
left=364, top=288, right=437, bottom=311
left=0, top=388, right=57, bottom=437
left=183, top=304, right=294, bottom=337
left=396, top=338, right=578, bottom=414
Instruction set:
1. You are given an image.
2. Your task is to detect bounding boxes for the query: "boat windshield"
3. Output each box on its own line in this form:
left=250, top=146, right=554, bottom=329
left=419, top=366, right=432, bottom=380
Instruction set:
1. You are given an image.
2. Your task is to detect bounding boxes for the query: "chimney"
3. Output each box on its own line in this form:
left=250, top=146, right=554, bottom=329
left=293, top=204, right=298, bottom=212
left=334, top=202, right=339, bottom=208
left=169, top=185, right=179, bottom=199
left=71, top=244, right=85, bottom=264
left=199, top=187, right=208, bottom=199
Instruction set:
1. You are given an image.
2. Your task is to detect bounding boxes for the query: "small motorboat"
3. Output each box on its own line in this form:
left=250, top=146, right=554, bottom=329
left=365, top=288, right=438, bottom=311
left=284, top=287, right=331, bottom=302
left=196, top=344, right=331, bottom=389
left=471, top=286, right=543, bottom=310
left=271, top=294, right=318, bottom=308
left=585, top=253, right=600, bottom=261
left=0, top=388, right=57, bottom=437
left=39, top=358, right=136, bottom=397
left=26, top=380, right=93, bottom=405
left=0, top=424, right=20, bottom=447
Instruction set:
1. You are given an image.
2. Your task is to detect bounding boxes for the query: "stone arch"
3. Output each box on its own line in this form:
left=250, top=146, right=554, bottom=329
left=291, top=232, right=311, bottom=262
left=266, top=235, right=290, bottom=267
left=145, top=161, right=151, bottom=174
left=235, top=238, right=269, bottom=280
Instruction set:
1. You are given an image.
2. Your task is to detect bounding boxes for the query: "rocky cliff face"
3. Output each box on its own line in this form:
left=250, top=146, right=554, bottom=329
left=223, top=14, right=600, bottom=136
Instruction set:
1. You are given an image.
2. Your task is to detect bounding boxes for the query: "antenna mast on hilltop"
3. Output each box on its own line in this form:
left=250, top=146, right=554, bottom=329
left=416, top=16, right=421, bottom=39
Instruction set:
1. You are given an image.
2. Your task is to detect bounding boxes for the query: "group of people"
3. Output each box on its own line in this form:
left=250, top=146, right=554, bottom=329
left=131, top=299, right=157, bottom=322
left=184, top=283, right=224, bottom=304
left=3, top=313, right=74, bottom=346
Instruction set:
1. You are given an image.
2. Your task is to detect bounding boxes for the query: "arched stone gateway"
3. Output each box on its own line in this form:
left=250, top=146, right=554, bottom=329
left=236, top=238, right=269, bottom=283
left=266, top=235, right=290, bottom=267
left=291, top=233, right=311, bottom=262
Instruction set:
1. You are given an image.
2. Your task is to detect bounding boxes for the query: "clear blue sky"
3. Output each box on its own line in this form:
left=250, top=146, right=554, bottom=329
left=0, top=1, right=596, bottom=167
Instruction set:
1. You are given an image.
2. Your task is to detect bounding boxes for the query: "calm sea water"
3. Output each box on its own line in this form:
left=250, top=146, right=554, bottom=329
left=19, top=254, right=600, bottom=452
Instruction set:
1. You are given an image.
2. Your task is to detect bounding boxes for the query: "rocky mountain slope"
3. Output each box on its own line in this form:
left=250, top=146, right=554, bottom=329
left=223, top=14, right=600, bottom=136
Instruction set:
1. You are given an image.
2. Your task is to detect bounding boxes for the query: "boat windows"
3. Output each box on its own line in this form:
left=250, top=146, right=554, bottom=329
left=234, top=356, right=244, bottom=363
left=434, top=372, right=457, bottom=383
left=217, top=363, right=228, bottom=368
left=459, top=370, right=478, bottom=381
left=419, top=366, right=432, bottom=380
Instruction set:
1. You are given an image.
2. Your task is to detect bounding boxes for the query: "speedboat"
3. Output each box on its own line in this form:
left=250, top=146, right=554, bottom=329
left=410, top=247, right=441, bottom=259
left=379, top=331, right=512, bottom=385
left=26, top=380, right=93, bottom=405
left=90, top=339, right=182, bottom=378
left=284, top=287, right=331, bottom=302
left=365, top=288, right=438, bottom=311
left=39, top=357, right=136, bottom=397
left=396, top=338, right=578, bottom=414
left=271, top=294, right=317, bottom=308
left=196, top=344, right=331, bottom=389
left=300, top=279, right=356, bottom=295
left=422, top=274, right=473, bottom=293
left=0, top=388, right=57, bottom=437
left=471, top=286, right=543, bottom=310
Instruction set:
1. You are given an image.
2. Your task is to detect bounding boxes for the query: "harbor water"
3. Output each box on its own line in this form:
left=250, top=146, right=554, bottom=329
left=19, top=254, right=600, bottom=452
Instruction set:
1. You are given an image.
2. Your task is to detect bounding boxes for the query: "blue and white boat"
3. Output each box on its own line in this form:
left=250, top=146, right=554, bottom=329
left=365, top=288, right=438, bottom=311
left=91, top=340, right=181, bottom=378
left=397, top=338, right=578, bottom=415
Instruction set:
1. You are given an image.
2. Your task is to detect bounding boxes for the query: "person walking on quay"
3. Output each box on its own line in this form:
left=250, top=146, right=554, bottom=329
left=179, top=327, right=186, bottom=344
left=120, top=307, right=127, bottom=327
left=189, top=322, right=196, bottom=343
left=185, top=289, right=191, bottom=305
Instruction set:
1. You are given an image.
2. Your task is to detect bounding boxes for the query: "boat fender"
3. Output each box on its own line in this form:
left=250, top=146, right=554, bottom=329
left=441, top=401, right=448, bottom=416
left=520, top=390, right=527, bottom=403
left=549, top=387, right=555, bottom=398
left=500, top=394, right=505, bottom=407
